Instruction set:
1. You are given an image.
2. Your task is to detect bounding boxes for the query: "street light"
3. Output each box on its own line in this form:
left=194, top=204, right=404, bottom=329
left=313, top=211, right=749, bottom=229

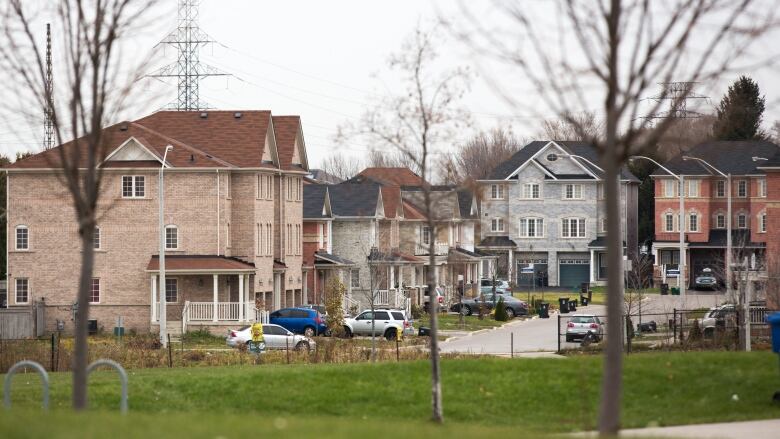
left=159, top=145, right=173, bottom=347
left=629, top=156, right=686, bottom=292
left=681, top=156, right=731, bottom=300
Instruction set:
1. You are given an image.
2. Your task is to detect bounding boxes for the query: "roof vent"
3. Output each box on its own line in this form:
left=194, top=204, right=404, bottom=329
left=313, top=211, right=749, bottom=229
left=119, top=123, right=128, bottom=131
left=234, top=112, right=242, bottom=119
left=200, top=112, right=208, bottom=119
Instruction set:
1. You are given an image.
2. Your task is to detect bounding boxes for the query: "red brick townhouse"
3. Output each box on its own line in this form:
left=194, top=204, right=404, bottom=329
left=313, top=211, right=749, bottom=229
left=651, top=140, right=779, bottom=288
left=5, top=110, right=310, bottom=335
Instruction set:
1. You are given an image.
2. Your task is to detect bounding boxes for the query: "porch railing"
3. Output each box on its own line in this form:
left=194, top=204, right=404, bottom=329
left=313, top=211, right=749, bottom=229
left=218, top=303, right=240, bottom=321
left=188, top=302, right=214, bottom=321
left=414, top=242, right=450, bottom=256
left=377, top=290, right=390, bottom=305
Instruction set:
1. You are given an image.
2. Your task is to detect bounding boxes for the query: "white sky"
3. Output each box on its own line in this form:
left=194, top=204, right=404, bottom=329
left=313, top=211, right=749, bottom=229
left=1, top=0, right=779, bottom=167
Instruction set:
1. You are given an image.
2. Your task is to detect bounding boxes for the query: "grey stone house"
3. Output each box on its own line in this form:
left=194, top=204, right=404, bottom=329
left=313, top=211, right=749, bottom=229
left=477, top=140, right=639, bottom=288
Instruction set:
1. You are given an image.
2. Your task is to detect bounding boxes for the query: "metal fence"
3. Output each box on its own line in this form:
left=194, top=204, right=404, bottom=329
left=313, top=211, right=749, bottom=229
left=556, top=307, right=777, bottom=354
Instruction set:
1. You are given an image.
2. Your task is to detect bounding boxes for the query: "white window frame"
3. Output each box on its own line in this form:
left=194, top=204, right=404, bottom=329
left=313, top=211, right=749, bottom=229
left=351, top=269, right=360, bottom=288
left=599, top=218, right=607, bottom=233
left=93, top=227, right=101, bottom=250
left=663, top=180, right=677, bottom=198
left=421, top=226, right=431, bottom=244
left=716, top=214, right=726, bottom=229
left=737, top=180, right=747, bottom=198
left=561, top=217, right=586, bottom=238
left=760, top=213, right=767, bottom=233
left=15, top=225, right=29, bottom=250
left=597, top=183, right=605, bottom=199
left=758, top=178, right=767, bottom=197
left=522, top=183, right=540, bottom=199
left=737, top=213, right=747, bottom=229
left=688, top=213, right=699, bottom=232
left=491, top=218, right=505, bottom=232
left=664, top=213, right=675, bottom=232
left=165, top=225, right=178, bottom=250
left=121, top=175, right=145, bottom=198
left=519, top=217, right=544, bottom=238
left=257, top=223, right=263, bottom=256
left=715, top=180, right=726, bottom=198
left=165, top=278, right=178, bottom=303
left=90, top=278, right=101, bottom=304
left=490, top=184, right=504, bottom=200
left=15, top=278, right=29, bottom=304
left=563, top=184, right=582, bottom=200
left=687, top=180, right=700, bottom=197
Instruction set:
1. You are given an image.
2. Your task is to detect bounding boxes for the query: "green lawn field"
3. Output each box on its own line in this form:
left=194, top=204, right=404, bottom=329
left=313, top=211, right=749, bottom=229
left=2, top=352, right=778, bottom=438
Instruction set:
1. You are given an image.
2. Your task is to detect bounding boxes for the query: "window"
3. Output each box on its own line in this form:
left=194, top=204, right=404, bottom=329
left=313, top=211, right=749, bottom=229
left=226, top=172, right=231, bottom=198
left=421, top=226, right=431, bottom=244
left=664, top=180, right=677, bottom=197
left=490, top=184, right=504, bottom=200
left=90, top=278, right=100, bottom=303
left=597, top=183, right=605, bottom=199
left=318, top=224, right=324, bottom=249
left=266, top=223, right=273, bottom=255
left=737, top=213, right=747, bottom=229
left=15, top=278, right=29, bottom=304
left=165, top=278, right=178, bottom=303
left=522, top=183, right=540, bottom=199
left=93, top=227, right=101, bottom=249
left=257, top=224, right=263, bottom=255
left=687, top=180, right=699, bottom=197
left=165, top=225, right=178, bottom=249
left=564, top=184, right=582, bottom=200
left=15, top=225, right=28, bottom=250
left=759, top=179, right=767, bottom=197
left=562, top=218, right=586, bottom=238
left=716, top=214, right=726, bottom=229
left=737, top=180, right=747, bottom=197
left=257, top=174, right=273, bottom=200
left=760, top=213, right=767, bottom=233
left=374, top=311, right=390, bottom=320
left=689, top=213, right=698, bottom=232
left=491, top=218, right=505, bottom=232
left=286, top=177, right=302, bottom=201
left=715, top=180, right=726, bottom=197
left=519, top=218, right=544, bottom=238
left=351, top=269, right=360, bottom=288
left=600, top=218, right=607, bottom=233
left=665, top=213, right=675, bottom=232
left=226, top=223, right=231, bottom=248
left=121, top=175, right=145, bottom=198
left=660, top=250, right=679, bottom=265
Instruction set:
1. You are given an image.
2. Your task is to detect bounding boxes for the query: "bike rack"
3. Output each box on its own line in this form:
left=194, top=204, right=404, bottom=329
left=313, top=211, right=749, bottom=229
left=3, top=360, right=50, bottom=410
left=87, top=359, right=128, bottom=414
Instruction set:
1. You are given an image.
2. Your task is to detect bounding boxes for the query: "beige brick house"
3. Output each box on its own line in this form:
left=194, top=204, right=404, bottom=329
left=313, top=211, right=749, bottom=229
left=5, top=110, right=310, bottom=335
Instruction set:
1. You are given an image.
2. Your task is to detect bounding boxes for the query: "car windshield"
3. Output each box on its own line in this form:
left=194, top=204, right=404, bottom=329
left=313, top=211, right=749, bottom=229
left=571, top=316, right=595, bottom=324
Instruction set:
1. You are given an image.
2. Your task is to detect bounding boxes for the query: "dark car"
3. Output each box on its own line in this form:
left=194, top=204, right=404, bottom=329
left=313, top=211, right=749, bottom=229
left=269, top=307, right=327, bottom=337
left=694, top=268, right=718, bottom=290
left=450, top=293, right=528, bottom=318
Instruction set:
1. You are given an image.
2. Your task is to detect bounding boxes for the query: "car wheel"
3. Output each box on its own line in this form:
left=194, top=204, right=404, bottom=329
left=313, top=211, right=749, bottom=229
left=462, top=305, right=472, bottom=316
left=295, top=341, right=310, bottom=351
left=303, top=326, right=316, bottom=337
left=342, top=326, right=353, bottom=338
left=385, top=328, right=397, bottom=341
left=565, top=335, right=573, bottom=342
left=505, top=307, right=515, bottom=319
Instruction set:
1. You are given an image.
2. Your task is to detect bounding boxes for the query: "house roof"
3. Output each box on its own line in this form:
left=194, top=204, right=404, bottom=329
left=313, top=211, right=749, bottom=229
left=368, top=248, right=424, bottom=264
left=146, top=255, right=255, bottom=272
left=314, top=251, right=355, bottom=266
left=350, top=167, right=424, bottom=187
left=654, top=140, right=780, bottom=177
left=687, top=229, right=766, bottom=249
left=328, top=183, right=382, bottom=217
left=478, top=236, right=517, bottom=248
left=587, top=237, right=626, bottom=248
left=380, top=186, right=403, bottom=218
left=450, top=247, right=489, bottom=260
left=485, top=140, right=638, bottom=182
left=456, top=189, right=478, bottom=219
left=303, top=185, right=330, bottom=219
left=402, top=189, right=461, bottom=221
left=308, top=169, right=343, bottom=184
left=8, top=110, right=309, bottom=172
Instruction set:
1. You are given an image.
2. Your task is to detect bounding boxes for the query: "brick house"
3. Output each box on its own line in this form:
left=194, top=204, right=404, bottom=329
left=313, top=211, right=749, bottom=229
left=477, top=140, right=639, bottom=288
left=651, top=141, right=778, bottom=288
left=5, top=110, right=310, bottom=335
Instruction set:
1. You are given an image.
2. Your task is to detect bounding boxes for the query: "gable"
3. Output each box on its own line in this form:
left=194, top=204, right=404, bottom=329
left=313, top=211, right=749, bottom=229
left=291, top=134, right=301, bottom=165
left=104, top=137, right=162, bottom=163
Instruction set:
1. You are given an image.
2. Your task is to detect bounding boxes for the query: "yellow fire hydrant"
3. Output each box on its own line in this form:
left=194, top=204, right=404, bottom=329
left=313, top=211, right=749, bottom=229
left=250, top=322, right=265, bottom=353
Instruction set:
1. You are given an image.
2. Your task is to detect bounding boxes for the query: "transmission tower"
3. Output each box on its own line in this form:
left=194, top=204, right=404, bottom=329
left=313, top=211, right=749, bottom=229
left=645, top=81, right=709, bottom=120
left=148, top=0, right=229, bottom=110
left=43, top=23, right=55, bottom=150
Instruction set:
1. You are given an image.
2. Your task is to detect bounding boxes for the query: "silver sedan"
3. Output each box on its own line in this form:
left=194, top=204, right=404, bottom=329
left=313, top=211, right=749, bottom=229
left=226, top=323, right=316, bottom=351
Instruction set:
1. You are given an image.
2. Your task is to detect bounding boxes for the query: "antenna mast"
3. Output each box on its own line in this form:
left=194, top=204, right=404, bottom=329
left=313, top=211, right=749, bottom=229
left=149, top=0, right=229, bottom=110
left=43, top=23, right=54, bottom=150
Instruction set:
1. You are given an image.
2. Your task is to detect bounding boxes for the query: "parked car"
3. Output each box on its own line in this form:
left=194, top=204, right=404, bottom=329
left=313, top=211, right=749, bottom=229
left=698, top=304, right=736, bottom=336
left=269, top=307, right=327, bottom=337
left=694, top=268, right=718, bottom=290
left=479, top=278, right=511, bottom=295
left=225, top=324, right=315, bottom=351
left=343, top=308, right=414, bottom=340
left=450, top=293, right=528, bottom=318
left=300, top=304, right=327, bottom=316
left=565, top=314, right=604, bottom=342
left=423, top=286, right=445, bottom=312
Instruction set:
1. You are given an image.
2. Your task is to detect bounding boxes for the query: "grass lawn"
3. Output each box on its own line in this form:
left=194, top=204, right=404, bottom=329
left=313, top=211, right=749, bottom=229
left=2, top=351, right=779, bottom=437
left=415, top=313, right=505, bottom=331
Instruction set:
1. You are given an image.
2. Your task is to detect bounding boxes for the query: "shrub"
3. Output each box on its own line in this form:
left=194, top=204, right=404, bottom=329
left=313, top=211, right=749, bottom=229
left=410, top=304, right=423, bottom=320
left=688, top=319, right=703, bottom=342
left=494, top=296, right=509, bottom=321
left=325, top=277, right=346, bottom=337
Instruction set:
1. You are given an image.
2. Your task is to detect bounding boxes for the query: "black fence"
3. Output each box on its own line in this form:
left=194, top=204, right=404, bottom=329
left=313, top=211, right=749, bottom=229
left=556, top=307, right=778, bottom=354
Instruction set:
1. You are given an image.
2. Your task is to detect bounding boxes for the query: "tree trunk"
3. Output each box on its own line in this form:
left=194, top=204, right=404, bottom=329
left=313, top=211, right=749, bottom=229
left=428, top=230, right=443, bottom=423
left=72, top=222, right=96, bottom=409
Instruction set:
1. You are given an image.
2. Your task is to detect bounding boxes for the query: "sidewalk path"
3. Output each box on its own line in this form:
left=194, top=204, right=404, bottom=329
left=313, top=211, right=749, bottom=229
left=577, top=419, right=780, bottom=438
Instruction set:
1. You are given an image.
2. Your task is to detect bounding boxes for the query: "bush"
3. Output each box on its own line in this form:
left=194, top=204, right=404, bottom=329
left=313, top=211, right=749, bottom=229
left=410, top=304, right=423, bottom=320
left=494, top=296, right=509, bottom=321
left=688, top=319, right=703, bottom=342
left=325, top=277, right=346, bottom=337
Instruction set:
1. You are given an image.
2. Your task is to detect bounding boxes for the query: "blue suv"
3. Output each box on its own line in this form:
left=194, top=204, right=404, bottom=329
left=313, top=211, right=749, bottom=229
left=269, top=307, right=327, bottom=337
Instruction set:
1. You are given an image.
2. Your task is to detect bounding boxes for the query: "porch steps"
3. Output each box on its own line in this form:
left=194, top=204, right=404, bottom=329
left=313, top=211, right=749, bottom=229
left=166, top=321, right=183, bottom=343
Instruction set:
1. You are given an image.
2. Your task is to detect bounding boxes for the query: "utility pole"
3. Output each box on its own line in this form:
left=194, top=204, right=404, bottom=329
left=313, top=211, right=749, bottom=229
left=43, top=23, right=54, bottom=150
left=148, top=0, right=229, bottom=110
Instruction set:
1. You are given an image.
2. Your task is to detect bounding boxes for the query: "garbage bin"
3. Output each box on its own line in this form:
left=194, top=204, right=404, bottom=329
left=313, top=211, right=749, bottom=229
left=660, top=283, right=669, bottom=296
left=768, top=312, right=780, bottom=354
left=538, top=302, right=550, bottom=319
left=559, top=297, right=570, bottom=314
left=671, top=287, right=680, bottom=296
left=569, top=299, right=577, bottom=312
left=418, top=327, right=431, bottom=337
left=580, top=282, right=589, bottom=296
left=587, top=290, right=593, bottom=302
left=580, top=297, right=589, bottom=306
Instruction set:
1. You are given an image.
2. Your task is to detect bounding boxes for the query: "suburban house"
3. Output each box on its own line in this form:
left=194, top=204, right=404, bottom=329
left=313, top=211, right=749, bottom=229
left=477, top=140, right=639, bottom=288
left=651, top=140, right=778, bottom=289
left=5, top=110, right=309, bottom=335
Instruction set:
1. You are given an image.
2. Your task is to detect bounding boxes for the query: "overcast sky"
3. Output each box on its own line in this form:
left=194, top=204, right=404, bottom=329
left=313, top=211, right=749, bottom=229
left=1, top=0, right=778, bottom=167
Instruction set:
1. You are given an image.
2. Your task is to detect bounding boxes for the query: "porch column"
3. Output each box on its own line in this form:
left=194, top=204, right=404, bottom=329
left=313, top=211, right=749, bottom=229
left=507, top=250, right=514, bottom=284
left=273, top=274, right=281, bottom=310
left=303, top=270, right=308, bottom=305
left=390, top=265, right=395, bottom=290
left=151, top=275, right=158, bottom=322
left=589, top=249, right=596, bottom=283
left=411, top=265, right=417, bottom=286
left=347, top=268, right=352, bottom=301
left=238, top=273, right=245, bottom=322
left=212, top=274, right=219, bottom=322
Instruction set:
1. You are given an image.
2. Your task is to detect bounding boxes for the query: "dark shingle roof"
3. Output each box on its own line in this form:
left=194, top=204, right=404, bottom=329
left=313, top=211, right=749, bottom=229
left=303, top=185, right=330, bottom=219
left=486, top=141, right=548, bottom=180
left=314, top=251, right=355, bottom=266
left=456, top=190, right=478, bottom=219
left=478, top=236, right=517, bottom=248
left=688, top=230, right=765, bottom=248
left=329, top=183, right=381, bottom=217
left=654, top=140, right=780, bottom=177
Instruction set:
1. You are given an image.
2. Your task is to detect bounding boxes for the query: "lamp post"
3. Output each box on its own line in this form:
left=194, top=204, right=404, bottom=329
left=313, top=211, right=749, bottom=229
left=629, top=156, right=685, bottom=292
left=682, top=156, right=731, bottom=300
left=159, top=145, right=173, bottom=347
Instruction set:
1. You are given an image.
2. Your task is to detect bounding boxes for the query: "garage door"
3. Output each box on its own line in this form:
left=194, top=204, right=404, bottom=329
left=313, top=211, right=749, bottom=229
left=516, top=263, right=548, bottom=288
left=559, top=260, right=590, bottom=288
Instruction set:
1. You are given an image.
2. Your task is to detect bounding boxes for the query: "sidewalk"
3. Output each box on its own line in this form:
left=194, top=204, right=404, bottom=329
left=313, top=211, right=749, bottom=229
left=584, top=419, right=780, bottom=438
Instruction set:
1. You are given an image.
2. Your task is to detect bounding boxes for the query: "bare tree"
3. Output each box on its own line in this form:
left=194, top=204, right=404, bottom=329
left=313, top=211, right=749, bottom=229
left=339, top=24, right=469, bottom=423
left=318, top=151, right=363, bottom=181
left=448, top=127, right=523, bottom=185
left=366, top=149, right=420, bottom=173
left=0, top=0, right=154, bottom=409
left=453, top=0, right=778, bottom=435
left=539, top=111, right=603, bottom=141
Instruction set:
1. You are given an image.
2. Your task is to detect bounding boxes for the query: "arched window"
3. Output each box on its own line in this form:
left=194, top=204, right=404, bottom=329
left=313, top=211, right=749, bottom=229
left=15, top=225, right=29, bottom=250
left=165, top=225, right=178, bottom=249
